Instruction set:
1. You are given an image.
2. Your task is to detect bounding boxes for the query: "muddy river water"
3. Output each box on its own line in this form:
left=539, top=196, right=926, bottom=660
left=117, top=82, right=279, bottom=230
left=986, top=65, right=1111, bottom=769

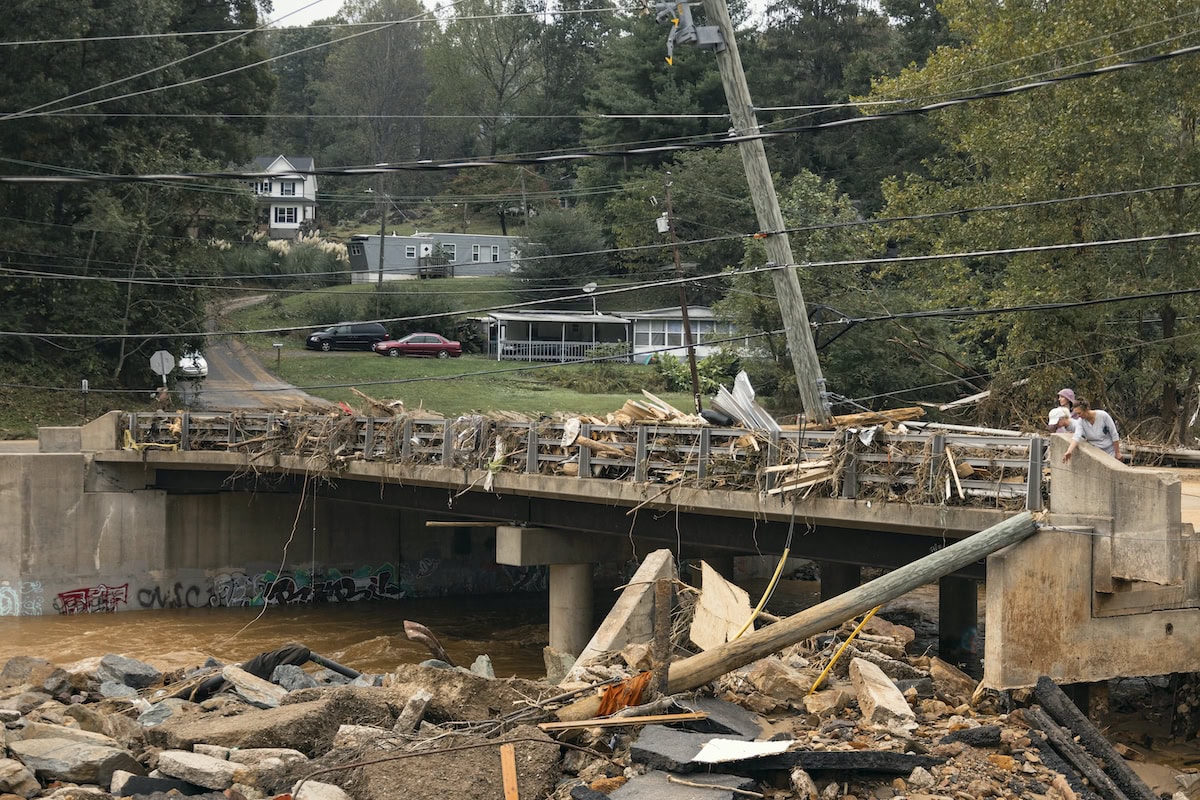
left=0, top=593, right=556, bottom=677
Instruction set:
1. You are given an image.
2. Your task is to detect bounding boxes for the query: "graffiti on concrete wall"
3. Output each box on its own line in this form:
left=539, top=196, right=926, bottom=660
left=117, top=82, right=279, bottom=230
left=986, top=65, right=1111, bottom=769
left=54, top=583, right=129, bottom=614
left=0, top=581, right=43, bottom=616
left=136, top=582, right=218, bottom=610
left=203, top=564, right=407, bottom=608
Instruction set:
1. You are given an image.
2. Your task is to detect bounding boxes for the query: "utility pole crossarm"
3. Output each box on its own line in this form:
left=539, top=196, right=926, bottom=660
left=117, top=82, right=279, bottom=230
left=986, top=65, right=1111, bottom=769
left=697, top=0, right=832, bottom=424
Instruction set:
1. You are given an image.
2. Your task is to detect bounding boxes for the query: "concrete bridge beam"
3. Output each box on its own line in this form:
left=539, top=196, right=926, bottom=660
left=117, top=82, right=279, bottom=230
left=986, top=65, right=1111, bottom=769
left=496, top=526, right=605, bottom=657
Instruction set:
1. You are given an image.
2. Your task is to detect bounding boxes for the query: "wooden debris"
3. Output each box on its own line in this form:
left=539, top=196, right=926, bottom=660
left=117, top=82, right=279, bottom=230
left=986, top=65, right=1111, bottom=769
left=782, top=406, right=925, bottom=431
left=499, top=742, right=520, bottom=800
left=351, top=387, right=404, bottom=416
left=536, top=711, right=708, bottom=731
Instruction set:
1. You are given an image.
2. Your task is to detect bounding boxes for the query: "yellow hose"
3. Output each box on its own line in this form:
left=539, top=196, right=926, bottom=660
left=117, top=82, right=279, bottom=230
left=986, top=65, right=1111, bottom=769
left=808, top=604, right=882, bottom=695
left=731, top=547, right=790, bottom=641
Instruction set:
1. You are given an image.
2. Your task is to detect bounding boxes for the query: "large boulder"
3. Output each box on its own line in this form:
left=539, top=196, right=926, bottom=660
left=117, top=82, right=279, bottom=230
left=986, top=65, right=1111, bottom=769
left=8, top=737, right=143, bottom=785
left=7, top=721, right=122, bottom=749
left=96, top=654, right=160, bottom=690
left=849, top=658, right=916, bottom=731
left=146, top=687, right=405, bottom=757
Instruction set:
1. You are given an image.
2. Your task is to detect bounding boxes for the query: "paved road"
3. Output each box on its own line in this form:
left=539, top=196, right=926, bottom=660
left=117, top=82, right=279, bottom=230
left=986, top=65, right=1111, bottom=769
left=191, top=335, right=335, bottom=411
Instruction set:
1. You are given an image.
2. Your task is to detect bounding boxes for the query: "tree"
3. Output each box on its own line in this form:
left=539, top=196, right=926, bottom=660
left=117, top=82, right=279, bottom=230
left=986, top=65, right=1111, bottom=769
left=426, top=0, right=545, bottom=157
left=511, top=208, right=609, bottom=302
left=866, top=0, right=1200, bottom=440
left=0, top=0, right=272, bottom=387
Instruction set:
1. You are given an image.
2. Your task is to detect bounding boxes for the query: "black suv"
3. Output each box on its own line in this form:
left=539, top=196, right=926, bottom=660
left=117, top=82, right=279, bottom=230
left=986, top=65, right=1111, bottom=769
left=305, top=322, right=388, bottom=351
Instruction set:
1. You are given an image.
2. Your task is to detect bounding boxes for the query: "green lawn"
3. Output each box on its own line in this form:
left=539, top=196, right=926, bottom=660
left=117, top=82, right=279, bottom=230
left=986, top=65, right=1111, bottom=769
left=263, top=349, right=691, bottom=417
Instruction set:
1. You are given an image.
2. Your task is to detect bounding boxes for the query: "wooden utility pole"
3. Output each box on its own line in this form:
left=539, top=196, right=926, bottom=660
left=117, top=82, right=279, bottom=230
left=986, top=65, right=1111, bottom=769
left=698, top=0, right=831, bottom=424
left=665, top=178, right=703, bottom=413
left=665, top=511, right=1038, bottom=693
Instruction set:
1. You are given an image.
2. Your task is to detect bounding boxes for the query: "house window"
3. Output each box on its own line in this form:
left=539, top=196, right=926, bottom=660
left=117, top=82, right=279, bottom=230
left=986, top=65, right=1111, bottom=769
left=405, top=245, right=417, bottom=259
left=491, top=245, right=500, bottom=262
left=472, top=245, right=481, bottom=263
left=667, top=320, right=683, bottom=347
left=274, top=207, right=297, bottom=224
left=443, top=244, right=456, bottom=261
left=280, top=181, right=297, bottom=196
left=254, top=181, right=271, bottom=195
left=349, top=244, right=363, bottom=256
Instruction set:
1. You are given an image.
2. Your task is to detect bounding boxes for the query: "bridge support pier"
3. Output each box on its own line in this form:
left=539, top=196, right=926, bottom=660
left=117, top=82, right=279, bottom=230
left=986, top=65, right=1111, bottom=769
left=818, top=562, right=861, bottom=602
left=497, top=526, right=608, bottom=657
left=938, top=576, right=978, bottom=668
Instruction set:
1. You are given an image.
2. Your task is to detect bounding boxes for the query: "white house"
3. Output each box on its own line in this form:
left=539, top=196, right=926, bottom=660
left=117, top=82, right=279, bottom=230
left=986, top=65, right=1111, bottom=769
left=620, top=307, right=742, bottom=364
left=246, top=155, right=317, bottom=239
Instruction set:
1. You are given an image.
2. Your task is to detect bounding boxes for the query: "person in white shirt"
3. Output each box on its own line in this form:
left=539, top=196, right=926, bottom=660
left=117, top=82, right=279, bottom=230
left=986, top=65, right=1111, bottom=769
left=1048, top=388, right=1076, bottom=432
left=1062, top=398, right=1121, bottom=462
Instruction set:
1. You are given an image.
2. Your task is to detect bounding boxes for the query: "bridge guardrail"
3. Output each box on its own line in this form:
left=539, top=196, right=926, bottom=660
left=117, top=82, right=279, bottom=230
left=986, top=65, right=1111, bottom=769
left=123, top=412, right=1046, bottom=510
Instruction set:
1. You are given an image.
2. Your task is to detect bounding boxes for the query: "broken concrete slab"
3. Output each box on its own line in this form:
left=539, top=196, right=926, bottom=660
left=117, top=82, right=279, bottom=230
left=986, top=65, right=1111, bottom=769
left=567, top=548, right=676, bottom=679
left=802, top=688, right=850, bottom=717
left=392, top=689, right=432, bottom=733
left=743, top=658, right=812, bottom=704
left=629, top=727, right=724, bottom=773
left=543, top=646, right=576, bottom=685
left=849, top=657, right=916, bottom=731
left=609, top=769, right=759, bottom=800
left=292, top=779, right=354, bottom=800
left=676, top=696, right=763, bottom=739
left=226, top=747, right=309, bottom=770
left=690, top=561, right=753, bottom=651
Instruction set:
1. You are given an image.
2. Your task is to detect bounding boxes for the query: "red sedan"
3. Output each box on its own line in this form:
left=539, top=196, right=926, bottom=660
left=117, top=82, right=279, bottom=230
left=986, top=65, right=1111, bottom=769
left=373, top=333, right=462, bottom=359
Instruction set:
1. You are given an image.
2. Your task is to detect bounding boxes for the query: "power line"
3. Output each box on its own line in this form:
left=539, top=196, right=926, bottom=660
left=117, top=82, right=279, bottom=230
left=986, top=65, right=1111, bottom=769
left=3, top=227, right=1200, bottom=340
left=6, top=39, right=1197, bottom=183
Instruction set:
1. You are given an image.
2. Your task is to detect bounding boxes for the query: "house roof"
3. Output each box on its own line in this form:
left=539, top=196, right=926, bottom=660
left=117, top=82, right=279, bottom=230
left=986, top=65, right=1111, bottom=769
left=249, top=155, right=315, bottom=174
left=618, top=306, right=715, bottom=320
left=486, top=310, right=630, bottom=325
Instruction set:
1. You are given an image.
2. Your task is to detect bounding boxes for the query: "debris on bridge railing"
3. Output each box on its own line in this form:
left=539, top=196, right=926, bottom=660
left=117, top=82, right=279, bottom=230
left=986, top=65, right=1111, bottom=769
left=121, top=395, right=1044, bottom=509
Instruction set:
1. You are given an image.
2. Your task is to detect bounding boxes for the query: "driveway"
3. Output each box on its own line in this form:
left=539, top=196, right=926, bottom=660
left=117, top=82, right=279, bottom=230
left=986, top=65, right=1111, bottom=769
left=190, top=336, right=335, bottom=411
left=187, top=295, right=335, bottom=412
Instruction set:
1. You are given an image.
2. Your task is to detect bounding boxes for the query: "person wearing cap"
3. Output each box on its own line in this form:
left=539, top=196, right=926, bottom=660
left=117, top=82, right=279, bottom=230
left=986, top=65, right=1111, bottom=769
left=1062, top=397, right=1121, bottom=463
left=1048, top=388, right=1076, bottom=432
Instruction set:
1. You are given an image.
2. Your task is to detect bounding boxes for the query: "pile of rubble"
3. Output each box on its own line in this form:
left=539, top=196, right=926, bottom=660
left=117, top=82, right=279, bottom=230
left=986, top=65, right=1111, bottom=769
left=0, top=612, right=1188, bottom=799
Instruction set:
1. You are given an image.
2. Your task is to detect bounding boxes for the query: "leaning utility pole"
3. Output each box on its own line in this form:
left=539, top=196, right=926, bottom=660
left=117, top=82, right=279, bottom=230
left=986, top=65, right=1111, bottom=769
left=660, top=0, right=831, bottom=423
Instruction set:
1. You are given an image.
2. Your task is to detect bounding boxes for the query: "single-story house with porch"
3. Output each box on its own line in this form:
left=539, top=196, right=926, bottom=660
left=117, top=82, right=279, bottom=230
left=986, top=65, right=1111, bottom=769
left=478, top=307, right=743, bottom=363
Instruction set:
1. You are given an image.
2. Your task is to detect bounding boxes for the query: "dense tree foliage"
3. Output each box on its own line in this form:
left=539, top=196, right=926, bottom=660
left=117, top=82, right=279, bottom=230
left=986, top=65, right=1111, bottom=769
left=867, top=0, right=1200, bottom=439
left=0, top=0, right=272, bottom=387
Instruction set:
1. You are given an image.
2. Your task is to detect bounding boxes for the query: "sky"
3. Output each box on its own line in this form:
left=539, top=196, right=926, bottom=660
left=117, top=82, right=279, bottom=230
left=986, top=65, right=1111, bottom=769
left=266, top=0, right=344, bottom=27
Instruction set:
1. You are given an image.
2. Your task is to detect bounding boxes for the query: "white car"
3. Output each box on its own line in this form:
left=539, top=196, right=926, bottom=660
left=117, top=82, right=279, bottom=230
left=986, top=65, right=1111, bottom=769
left=178, top=350, right=208, bottom=379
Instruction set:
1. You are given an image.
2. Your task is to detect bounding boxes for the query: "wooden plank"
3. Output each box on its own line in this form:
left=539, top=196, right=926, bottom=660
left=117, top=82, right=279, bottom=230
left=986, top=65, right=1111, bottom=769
left=665, top=513, right=1037, bottom=694
left=499, top=742, right=520, bottom=800
left=537, top=711, right=709, bottom=731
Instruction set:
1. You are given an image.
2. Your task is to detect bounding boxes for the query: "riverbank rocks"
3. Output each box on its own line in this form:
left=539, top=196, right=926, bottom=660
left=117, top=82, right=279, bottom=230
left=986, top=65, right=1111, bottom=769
left=7, top=738, right=142, bottom=786
left=849, top=657, right=917, bottom=731
left=96, top=654, right=160, bottom=690
left=0, top=758, right=39, bottom=798
left=222, top=665, right=287, bottom=709
left=155, top=749, right=240, bottom=790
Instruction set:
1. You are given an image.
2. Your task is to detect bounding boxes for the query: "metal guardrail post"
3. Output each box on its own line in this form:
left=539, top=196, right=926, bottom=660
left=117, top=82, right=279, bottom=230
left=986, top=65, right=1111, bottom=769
left=635, top=426, right=649, bottom=482
left=697, top=428, right=711, bottom=480
left=1026, top=435, right=1044, bottom=511
left=401, top=419, right=413, bottom=461
left=126, top=413, right=137, bottom=445
left=578, top=423, right=591, bottom=478
left=929, top=433, right=945, bottom=497
left=180, top=412, right=191, bottom=451
left=227, top=416, right=236, bottom=446
left=441, top=419, right=454, bottom=465
left=363, top=418, right=374, bottom=461
left=766, top=430, right=780, bottom=492
left=526, top=423, right=539, bottom=474
left=840, top=430, right=857, bottom=499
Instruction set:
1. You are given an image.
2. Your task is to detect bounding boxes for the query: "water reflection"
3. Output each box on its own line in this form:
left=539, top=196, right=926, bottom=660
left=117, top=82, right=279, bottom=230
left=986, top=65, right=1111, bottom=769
left=0, top=594, right=554, bottom=678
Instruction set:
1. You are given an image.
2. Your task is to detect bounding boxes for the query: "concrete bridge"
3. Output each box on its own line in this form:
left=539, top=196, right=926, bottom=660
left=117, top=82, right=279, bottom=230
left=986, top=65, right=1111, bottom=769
left=3, top=410, right=1198, bottom=691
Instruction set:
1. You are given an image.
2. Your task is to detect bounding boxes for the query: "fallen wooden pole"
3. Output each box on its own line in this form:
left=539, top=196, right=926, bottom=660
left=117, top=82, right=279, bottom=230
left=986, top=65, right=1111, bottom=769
left=1034, top=677, right=1157, bottom=800
left=1024, top=707, right=1126, bottom=800
left=499, top=742, right=520, bottom=800
left=665, top=512, right=1038, bottom=694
